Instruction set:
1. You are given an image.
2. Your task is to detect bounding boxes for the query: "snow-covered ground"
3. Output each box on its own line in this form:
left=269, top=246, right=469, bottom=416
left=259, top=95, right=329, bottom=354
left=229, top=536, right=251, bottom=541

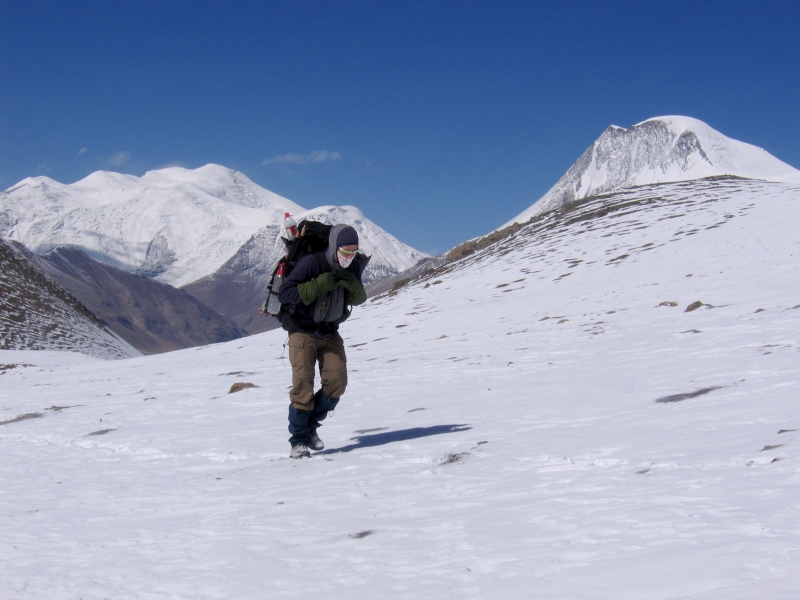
left=2, top=177, right=799, bottom=598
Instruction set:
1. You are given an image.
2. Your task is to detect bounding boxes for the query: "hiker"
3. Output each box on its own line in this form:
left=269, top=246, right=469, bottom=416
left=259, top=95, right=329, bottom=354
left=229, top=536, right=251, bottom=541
left=277, top=224, right=368, bottom=458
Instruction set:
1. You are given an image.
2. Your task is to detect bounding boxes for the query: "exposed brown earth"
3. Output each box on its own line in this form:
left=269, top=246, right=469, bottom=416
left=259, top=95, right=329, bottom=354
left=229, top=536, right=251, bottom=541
left=23, top=245, right=245, bottom=354
left=0, top=238, right=134, bottom=358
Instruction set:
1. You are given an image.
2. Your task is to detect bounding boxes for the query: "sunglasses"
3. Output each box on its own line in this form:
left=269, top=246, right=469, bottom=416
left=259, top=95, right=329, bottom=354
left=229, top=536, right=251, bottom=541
left=337, top=247, right=358, bottom=256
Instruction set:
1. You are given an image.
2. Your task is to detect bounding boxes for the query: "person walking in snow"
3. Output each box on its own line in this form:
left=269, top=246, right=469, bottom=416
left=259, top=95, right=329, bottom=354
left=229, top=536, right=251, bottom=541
left=277, top=224, right=368, bottom=458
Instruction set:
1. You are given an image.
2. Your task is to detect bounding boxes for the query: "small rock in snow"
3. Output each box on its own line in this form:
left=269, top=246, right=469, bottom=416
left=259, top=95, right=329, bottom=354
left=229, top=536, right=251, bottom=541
left=349, top=530, right=375, bottom=539
left=0, top=412, right=42, bottom=425
left=761, top=444, right=784, bottom=451
left=85, top=429, right=116, bottom=437
left=229, top=382, right=258, bottom=394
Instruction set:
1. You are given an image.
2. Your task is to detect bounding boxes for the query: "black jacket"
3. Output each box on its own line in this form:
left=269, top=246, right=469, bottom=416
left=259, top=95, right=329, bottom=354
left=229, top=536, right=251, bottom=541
left=278, top=252, right=365, bottom=336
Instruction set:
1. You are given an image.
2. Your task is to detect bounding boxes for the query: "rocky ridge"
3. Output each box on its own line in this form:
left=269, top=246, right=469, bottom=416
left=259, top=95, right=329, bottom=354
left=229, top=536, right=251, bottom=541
left=0, top=239, right=138, bottom=359
left=26, top=246, right=245, bottom=354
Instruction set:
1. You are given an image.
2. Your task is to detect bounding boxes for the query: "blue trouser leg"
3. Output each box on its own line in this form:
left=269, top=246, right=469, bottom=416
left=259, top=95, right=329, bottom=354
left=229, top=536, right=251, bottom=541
left=289, top=392, right=340, bottom=444
left=309, top=393, right=340, bottom=430
left=288, top=405, right=313, bottom=445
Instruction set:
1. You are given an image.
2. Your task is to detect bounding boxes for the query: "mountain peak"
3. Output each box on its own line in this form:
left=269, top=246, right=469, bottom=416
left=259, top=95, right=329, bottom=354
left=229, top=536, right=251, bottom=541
left=504, top=116, right=800, bottom=226
left=140, top=163, right=236, bottom=183
left=634, top=114, right=715, bottom=131
left=5, top=176, right=66, bottom=193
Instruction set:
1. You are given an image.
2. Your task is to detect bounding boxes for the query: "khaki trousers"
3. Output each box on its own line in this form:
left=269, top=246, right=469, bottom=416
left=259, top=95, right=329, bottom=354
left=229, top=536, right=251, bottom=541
left=287, top=332, right=348, bottom=411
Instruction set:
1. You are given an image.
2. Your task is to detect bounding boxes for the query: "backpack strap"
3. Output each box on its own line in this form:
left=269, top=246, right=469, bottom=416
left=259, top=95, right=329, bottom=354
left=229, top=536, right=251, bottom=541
left=314, top=252, right=332, bottom=274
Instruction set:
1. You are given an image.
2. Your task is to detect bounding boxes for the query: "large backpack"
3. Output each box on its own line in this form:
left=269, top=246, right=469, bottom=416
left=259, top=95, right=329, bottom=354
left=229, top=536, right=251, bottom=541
left=262, top=220, right=333, bottom=318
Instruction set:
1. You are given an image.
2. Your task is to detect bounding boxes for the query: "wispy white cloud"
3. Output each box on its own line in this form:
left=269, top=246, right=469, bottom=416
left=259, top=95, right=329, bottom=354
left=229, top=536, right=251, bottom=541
left=263, top=150, right=342, bottom=166
left=109, top=151, right=131, bottom=166
left=79, top=147, right=89, bottom=155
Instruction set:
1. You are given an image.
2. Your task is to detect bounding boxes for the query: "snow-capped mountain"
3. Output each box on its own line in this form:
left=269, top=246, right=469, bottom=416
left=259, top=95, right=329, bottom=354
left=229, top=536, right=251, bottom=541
left=0, top=239, right=138, bottom=359
left=0, top=164, right=304, bottom=287
left=504, top=115, right=800, bottom=226
left=0, top=165, right=427, bottom=290
left=2, top=175, right=799, bottom=597
left=183, top=204, right=428, bottom=334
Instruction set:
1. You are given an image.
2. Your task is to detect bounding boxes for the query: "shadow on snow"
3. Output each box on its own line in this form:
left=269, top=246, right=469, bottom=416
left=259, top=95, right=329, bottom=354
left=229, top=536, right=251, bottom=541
left=319, top=424, right=472, bottom=454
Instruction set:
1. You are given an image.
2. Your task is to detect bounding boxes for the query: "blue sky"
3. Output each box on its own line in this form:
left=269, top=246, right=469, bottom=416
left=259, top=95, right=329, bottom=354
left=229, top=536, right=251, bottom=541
left=1, top=1, right=799, bottom=254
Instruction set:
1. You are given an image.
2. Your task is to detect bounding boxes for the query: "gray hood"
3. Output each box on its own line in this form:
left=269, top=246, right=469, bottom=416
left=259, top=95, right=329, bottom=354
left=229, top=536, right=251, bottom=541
left=324, top=224, right=356, bottom=271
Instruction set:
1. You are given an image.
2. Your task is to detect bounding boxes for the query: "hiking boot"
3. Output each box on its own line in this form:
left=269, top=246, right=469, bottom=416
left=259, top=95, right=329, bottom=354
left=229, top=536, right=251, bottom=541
left=308, top=432, right=324, bottom=451
left=290, top=444, right=311, bottom=459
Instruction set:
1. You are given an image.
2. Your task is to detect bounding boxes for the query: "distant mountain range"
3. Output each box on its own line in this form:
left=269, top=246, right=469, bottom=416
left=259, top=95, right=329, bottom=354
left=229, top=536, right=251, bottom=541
left=503, top=115, right=800, bottom=226
left=0, top=164, right=425, bottom=288
left=0, top=164, right=304, bottom=287
left=0, top=164, right=428, bottom=346
left=3, top=115, right=798, bottom=356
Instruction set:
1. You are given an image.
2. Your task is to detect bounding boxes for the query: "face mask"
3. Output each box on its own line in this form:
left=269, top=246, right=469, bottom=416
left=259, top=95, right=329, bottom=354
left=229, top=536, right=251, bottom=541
left=337, top=250, right=355, bottom=269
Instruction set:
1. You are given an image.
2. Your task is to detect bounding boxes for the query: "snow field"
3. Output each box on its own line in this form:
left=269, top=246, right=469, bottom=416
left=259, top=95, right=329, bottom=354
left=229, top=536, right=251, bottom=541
left=1, top=178, right=799, bottom=598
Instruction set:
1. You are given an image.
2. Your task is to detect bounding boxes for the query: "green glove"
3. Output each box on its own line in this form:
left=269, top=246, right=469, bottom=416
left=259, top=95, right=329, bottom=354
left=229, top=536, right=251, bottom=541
left=337, top=271, right=367, bottom=305
left=336, top=270, right=360, bottom=292
left=298, top=271, right=337, bottom=305
left=346, top=285, right=367, bottom=306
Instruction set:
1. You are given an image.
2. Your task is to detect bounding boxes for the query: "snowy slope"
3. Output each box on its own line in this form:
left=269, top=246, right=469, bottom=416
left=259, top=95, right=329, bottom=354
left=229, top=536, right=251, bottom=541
left=183, top=204, right=428, bottom=334
left=2, top=177, right=799, bottom=598
left=504, top=116, right=800, bottom=226
left=0, top=239, right=138, bottom=359
left=0, top=165, right=304, bottom=287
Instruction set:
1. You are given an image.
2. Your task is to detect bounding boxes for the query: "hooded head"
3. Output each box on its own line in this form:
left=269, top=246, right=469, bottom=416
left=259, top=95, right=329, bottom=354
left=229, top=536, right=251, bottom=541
left=325, top=224, right=359, bottom=270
